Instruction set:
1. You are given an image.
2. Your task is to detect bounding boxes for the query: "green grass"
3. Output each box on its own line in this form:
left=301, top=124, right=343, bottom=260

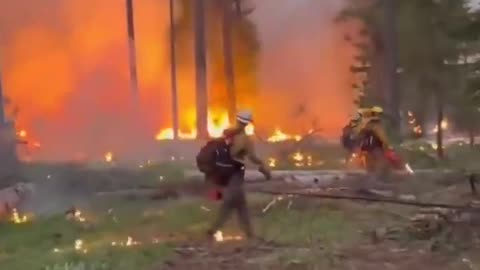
left=0, top=199, right=174, bottom=270
left=0, top=193, right=362, bottom=269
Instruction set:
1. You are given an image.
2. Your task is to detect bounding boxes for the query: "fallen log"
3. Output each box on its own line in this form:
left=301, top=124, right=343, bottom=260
left=253, top=189, right=480, bottom=211
left=185, top=169, right=455, bottom=181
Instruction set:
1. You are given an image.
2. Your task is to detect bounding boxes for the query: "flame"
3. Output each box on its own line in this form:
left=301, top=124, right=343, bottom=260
left=104, top=151, right=113, bottom=163
left=0, top=0, right=356, bottom=161
left=155, top=110, right=254, bottom=140
left=267, top=128, right=301, bottom=143
left=11, top=208, right=28, bottom=224
left=213, top=230, right=243, bottom=242
left=407, top=111, right=423, bottom=135
left=292, top=152, right=304, bottom=162
left=74, top=210, right=86, bottom=222
left=111, top=236, right=141, bottom=247
left=18, top=129, right=27, bottom=138
left=268, top=157, right=277, bottom=168
left=432, top=120, right=448, bottom=133
left=74, top=239, right=84, bottom=251
left=208, top=111, right=230, bottom=138
left=245, top=124, right=255, bottom=136
left=154, top=128, right=197, bottom=140
left=126, top=236, right=133, bottom=246
left=292, top=151, right=310, bottom=167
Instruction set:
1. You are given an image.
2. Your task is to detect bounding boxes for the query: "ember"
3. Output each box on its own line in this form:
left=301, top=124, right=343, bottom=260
left=74, top=239, right=87, bottom=253
left=73, top=210, right=86, bottom=222
left=65, top=207, right=87, bottom=222
left=111, top=236, right=141, bottom=247
left=291, top=152, right=314, bottom=167
left=267, top=128, right=301, bottom=143
left=155, top=110, right=254, bottom=140
left=213, top=231, right=243, bottom=242
left=11, top=208, right=28, bottom=224
left=268, top=158, right=277, bottom=168
left=432, top=120, right=448, bottom=133
left=18, top=129, right=27, bottom=138
left=407, top=111, right=423, bottom=136
left=104, top=152, right=113, bottom=163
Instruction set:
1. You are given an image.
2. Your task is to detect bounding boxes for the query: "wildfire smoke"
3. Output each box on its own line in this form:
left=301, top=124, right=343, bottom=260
left=0, top=0, right=357, bottom=161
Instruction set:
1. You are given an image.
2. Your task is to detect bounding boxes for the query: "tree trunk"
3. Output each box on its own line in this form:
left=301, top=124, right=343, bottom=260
left=0, top=65, right=19, bottom=188
left=469, top=129, right=475, bottom=148
left=383, top=0, right=400, bottom=133
left=193, top=0, right=209, bottom=139
left=169, top=0, right=179, bottom=139
left=435, top=94, right=444, bottom=159
left=125, top=0, right=139, bottom=99
left=0, top=68, right=4, bottom=125
left=222, top=0, right=237, bottom=124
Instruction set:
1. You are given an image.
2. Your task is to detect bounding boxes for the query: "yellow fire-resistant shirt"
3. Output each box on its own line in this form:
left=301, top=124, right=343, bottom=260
left=362, top=118, right=390, bottom=149
left=225, top=127, right=268, bottom=170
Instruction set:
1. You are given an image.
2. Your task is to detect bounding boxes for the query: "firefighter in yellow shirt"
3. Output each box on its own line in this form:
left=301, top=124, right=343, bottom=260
left=206, top=110, right=271, bottom=240
left=358, top=106, right=390, bottom=174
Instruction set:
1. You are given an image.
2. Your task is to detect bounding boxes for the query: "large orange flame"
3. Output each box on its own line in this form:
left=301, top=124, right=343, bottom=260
left=0, top=0, right=356, bottom=161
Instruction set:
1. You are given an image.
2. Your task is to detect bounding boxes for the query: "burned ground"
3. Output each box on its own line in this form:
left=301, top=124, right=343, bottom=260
left=1, top=161, right=479, bottom=269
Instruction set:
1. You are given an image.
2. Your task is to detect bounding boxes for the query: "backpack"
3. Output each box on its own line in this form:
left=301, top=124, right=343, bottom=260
left=341, top=124, right=357, bottom=151
left=359, top=120, right=384, bottom=152
left=196, top=129, right=242, bottom=178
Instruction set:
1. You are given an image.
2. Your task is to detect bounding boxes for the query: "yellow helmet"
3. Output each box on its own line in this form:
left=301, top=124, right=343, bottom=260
left=371, top=106, right=384, bottom=114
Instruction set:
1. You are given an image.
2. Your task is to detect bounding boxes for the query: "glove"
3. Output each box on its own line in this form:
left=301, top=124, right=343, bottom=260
left=259, top=166, right=272, bottom=180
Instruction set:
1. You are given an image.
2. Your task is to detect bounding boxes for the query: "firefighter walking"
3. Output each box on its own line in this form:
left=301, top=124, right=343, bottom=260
left=203, top=110, right=271, bottom=240
left=358, top=106, right=391, bottom=178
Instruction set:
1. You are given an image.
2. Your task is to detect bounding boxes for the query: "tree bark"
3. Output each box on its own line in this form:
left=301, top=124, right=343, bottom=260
left=469, top=129, right=475, bottom=148
left=383, top=0, right=401, bottom=133
left=125, top=0, right=139, bottom=100
left=169, top=0, right=179, bottom=139
left=435, top=93, right=444, bottom=159
left=0, top=67, right=5, bottom=124
left=194, top=0, right=209, bottom=139
left=222, top=0, right=237, bottom=124
left=0, top=60, right=19, bottom=188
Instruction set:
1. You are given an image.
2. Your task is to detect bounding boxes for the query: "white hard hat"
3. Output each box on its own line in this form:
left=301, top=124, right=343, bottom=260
left=236, top=110, right=253, bottom=124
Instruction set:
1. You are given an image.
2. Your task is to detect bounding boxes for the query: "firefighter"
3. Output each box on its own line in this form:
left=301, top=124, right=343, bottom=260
left=358, top=106, right=391, bottom=176
left=341, top=108, right=371, bottom=165
left=206, top=110, right=271, bottom=240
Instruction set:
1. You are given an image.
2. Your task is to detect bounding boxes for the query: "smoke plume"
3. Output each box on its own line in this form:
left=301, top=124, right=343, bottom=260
left=0, top=0, right=356, bottom=161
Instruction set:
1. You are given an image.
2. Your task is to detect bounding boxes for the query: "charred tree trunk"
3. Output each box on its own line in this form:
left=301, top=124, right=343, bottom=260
left=469, top=129, right=475, bottom=148
left=435, top=93, right=444, bottom=159
left=194, top=0, right=209, bottom=139
left=0, top=69, right=5, bottom=125
left=169, top=0, right=179, bottom=139
left=125, top=0, right=139, bottom=99
left=0, top=66, right=19, bottom=188
left=383, top=0, right=400, bottom=133
left=222, top=0, right=237, bottom=123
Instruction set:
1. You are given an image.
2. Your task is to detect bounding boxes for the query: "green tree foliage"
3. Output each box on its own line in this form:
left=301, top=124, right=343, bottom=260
left=340, top=0, right=480, bottom=158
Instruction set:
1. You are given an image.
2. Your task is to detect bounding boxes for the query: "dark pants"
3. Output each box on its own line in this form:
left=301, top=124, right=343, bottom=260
left=208, top=170, right=253, bottom=238
left=365, top=148, right=390, bottom=181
